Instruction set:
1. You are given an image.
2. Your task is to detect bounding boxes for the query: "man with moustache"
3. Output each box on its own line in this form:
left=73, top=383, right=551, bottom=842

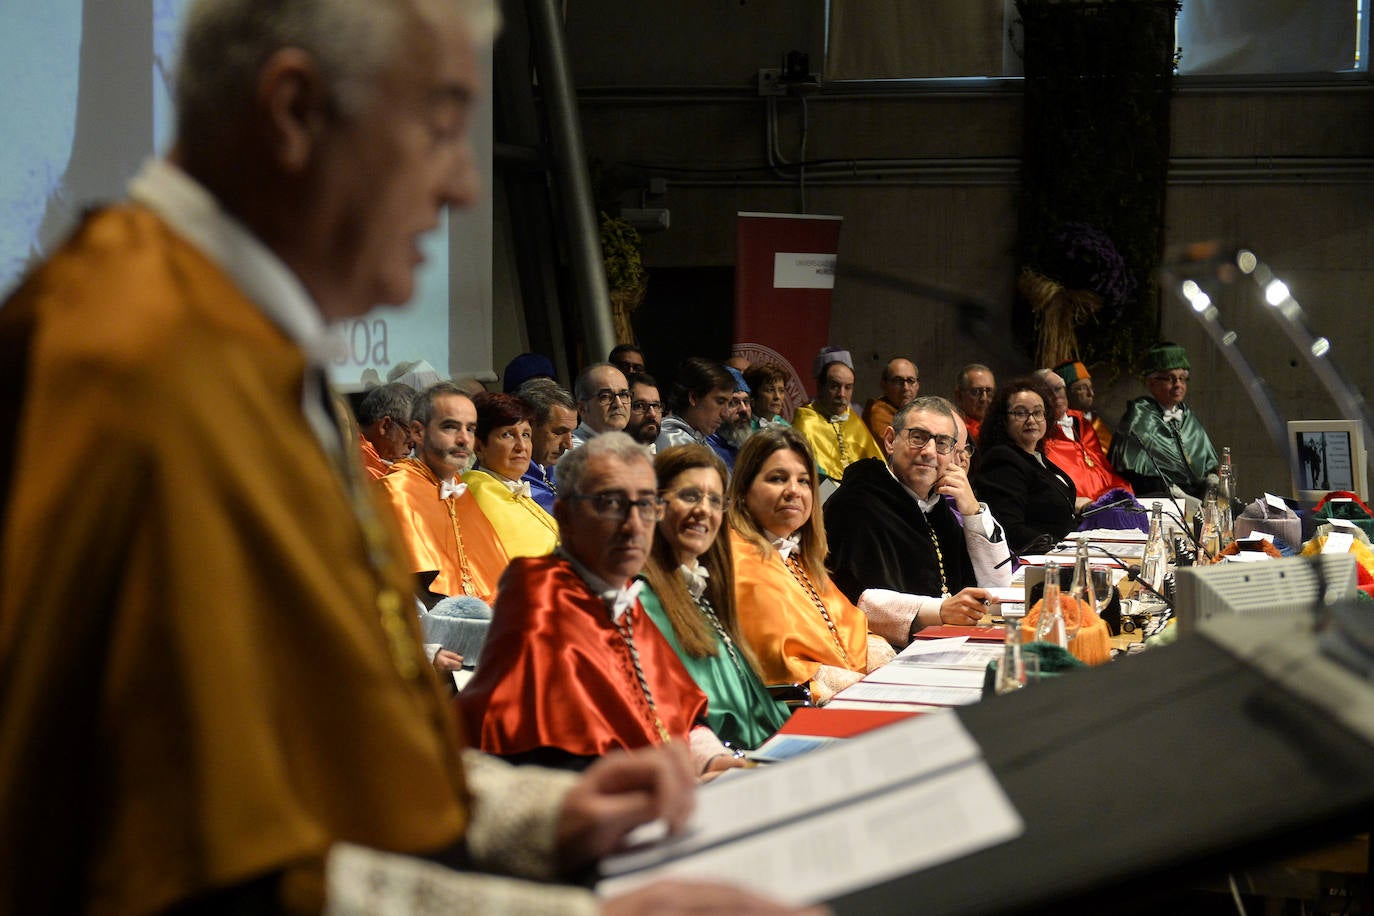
left=706, top=366, right=754, bottom=471
left=824, top=397, right=1011, bottom=648
left=380, top=382, right=510, bottom=606
left=570, top=362, right=632, bottom=448
left=516, top=377, right=578, bottom=513
left=625, top=373, right=665, bottom=450
left=461, top=433, right=742, bottom=779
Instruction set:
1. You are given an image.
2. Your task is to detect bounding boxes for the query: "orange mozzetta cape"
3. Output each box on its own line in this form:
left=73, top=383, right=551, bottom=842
left=378, top=458, right=510, bottom=604
left=729, top=528, right=869, bottom=685
left=461, top=555, right=708, bottom=757
left=359, top=432, right=390, bottom=480
left=0, top=205, right=468, bottom=916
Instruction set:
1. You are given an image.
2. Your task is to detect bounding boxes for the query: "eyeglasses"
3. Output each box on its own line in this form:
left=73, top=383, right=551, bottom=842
left=568, top=491, right=665, bottom=522
left=594, top=388, right=632, bottom=405
left=888, top=376, right=918, bottom=387
left=899, top=427, right=958, bottom=455
left=1008, top=407, right=1046, bottom=421
left=663, top=486, right=725, bottom=512
left=964, top=387, right=995, bottom=399
left=1149, top=373, right=1190, bottom=385
left=631, top=400, right=663, bottom=414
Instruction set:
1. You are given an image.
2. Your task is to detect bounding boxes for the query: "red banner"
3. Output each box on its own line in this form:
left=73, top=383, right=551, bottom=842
left=733, top=212, right=843, bottom=410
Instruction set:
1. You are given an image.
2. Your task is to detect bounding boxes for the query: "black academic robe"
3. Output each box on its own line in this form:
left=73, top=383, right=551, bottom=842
left=824, top=457, right=976, bottom=604
left=974, top=444, right=1077, bottom=552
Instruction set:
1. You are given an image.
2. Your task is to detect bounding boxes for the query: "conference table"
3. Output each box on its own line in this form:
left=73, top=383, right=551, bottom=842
left=829, top=619, right=1374, bottom=914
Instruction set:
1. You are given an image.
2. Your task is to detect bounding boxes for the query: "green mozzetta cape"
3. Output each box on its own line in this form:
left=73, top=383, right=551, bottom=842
left=638, top=581, right=790, bottom=749
left=1108, top=397, right=1219, bottom=497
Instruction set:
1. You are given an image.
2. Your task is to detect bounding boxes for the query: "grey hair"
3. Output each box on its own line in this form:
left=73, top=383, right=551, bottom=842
left=357, top=382, right=416, bottom=426
left=410, top=381, right=472, bottom=427
left=891, top=395, right=956, bottom=433
left=516, top=378, right=578, bottom=426
left=174, top=0, right=500, bottom=145
left=554, top=432, right=653, bottom=497
left=956, top=363, right=993, bottom=391
left=573, top=363, right=623, bottom=403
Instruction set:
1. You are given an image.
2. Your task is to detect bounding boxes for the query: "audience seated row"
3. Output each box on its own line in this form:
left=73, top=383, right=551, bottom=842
left=360, top=340, right=1201, bottom=778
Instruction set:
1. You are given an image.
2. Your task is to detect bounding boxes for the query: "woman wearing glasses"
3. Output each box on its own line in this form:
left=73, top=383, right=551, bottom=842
left=461, top=434, right=742, bottom=776
left=975, top=377, right=1079, bottom=554
left=728, top=428, right=892, bottom=705
left=639, top=445, right=791, bottom=749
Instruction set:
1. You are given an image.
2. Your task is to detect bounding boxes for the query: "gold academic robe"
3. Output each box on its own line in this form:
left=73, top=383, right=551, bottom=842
left=379, top=458, right=511, bottom=604
left=790, top=404, right=885, bottom=481
left=0, top=205, right=468, bottom=915
left=862, top=396, right=898, bottom=443
left=729, top=529, right=869, bottom=686
left=461, top=468, right=560, bottom=560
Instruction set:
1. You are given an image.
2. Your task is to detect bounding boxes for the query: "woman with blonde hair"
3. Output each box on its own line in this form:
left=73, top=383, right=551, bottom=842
left=639, top=445, right=790, bottom=748
left=727, top=428, right=893, bottom=704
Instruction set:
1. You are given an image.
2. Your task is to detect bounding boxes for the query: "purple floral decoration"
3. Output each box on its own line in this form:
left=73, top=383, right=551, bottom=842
left=1050, top=222, right=1136, bottom=320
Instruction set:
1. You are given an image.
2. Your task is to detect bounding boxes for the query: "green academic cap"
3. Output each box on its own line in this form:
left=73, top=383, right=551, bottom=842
left=1141, top=343, right=1190, bottom=375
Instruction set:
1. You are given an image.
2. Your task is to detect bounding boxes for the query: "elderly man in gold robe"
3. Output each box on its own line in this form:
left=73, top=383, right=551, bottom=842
left=789, top=349, right=884, bottom=483
left=0, top=2, right=805, bottom=914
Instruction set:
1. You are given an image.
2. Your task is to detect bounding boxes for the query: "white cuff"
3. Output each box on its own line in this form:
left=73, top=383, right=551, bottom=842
left=859, top=588, right=943, bottom=645
left=689, top=725, right=730, bottom=775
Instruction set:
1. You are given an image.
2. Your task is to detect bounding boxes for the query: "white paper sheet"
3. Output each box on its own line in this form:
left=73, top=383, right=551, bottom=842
left=897, top=635, right=968, bottom=659
left=862, top=664, right=987, bottom=689
left=597, top=760, right=1024, bottom=905
left=834, top=681, right=984, bottom=707
left=892, top=643, right=1002, bottom=671
left=599, top=711, right=980, bottom=877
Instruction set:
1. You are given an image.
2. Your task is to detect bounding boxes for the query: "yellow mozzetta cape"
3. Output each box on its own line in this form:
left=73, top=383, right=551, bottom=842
left=729, top=528, right=869, bottom=685
left=790, top=404, right=885, bottom=481
left=461, top=468, right=560, bottom=560
left=0, top=206, right=469, bottom=916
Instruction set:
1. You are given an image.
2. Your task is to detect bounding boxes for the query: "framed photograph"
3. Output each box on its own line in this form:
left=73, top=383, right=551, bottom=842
left=1288, top=420, right=1369, bottom=506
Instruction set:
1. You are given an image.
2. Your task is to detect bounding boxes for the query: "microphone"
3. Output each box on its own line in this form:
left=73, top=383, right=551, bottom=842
left=1126, top=428, right=1206, bottom=553
left=1082, top=542, right=1175, bottom=637
left=1127, top=428, right=1186, bottom=498
left=995, top=532, right=1059, bottom=570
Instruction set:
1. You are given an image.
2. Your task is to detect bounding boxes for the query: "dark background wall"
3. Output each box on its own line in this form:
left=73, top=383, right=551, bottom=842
left=561, top=1, right=1374, bottom=500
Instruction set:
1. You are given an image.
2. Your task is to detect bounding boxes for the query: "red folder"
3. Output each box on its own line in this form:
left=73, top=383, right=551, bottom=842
left=775, top=706, right=918, bottom=739
left=913, top=624, right=1006, bottom=642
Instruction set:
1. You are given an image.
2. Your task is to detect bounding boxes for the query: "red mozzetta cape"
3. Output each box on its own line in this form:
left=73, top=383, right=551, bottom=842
left=1042, top=409, right=1132, bottom=501
left=460, top=555, right=709, bottom=757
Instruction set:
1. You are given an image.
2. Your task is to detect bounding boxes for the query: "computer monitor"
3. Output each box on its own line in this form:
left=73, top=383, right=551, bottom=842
left=1289, top=419, right=1369, bottom=507
left=1174, top=552, right=1358, bottom=634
